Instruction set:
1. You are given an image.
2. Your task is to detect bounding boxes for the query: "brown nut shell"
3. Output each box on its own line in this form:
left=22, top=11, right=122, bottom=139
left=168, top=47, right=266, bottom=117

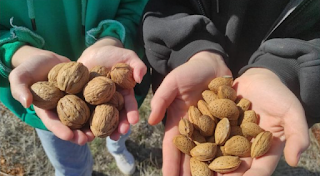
left=197, top=115, right=216, bottom=137
left=173, top=134, right=196, bottom=155
left=31, top=81, right=64, bottom=109
left=240, top=122, right=264, bottom=138
left=208, top=156, right=241, bottom=174
left=56, top=62, right=90, bottom=94
left=90, top=104, right=119, bottom=138
left=57, top=94, right=90, bottom=129
left=224, top=135, right=251, bottom=157
left=202, top=90, right=218, bottom=104
left=190, top=157, right=213, bottom=176
left=251, top=131, right=273, bottom=158
left=89, top=65, right=110, bottom=80
left=217, top=85, right=237, bottom=101
left=208, top=76, right=233, bottom=93
left=214, top=118, right=231, bottom=145
left=48, top=62, right=68, bottom=86
left=190, top=142, right=217, bottom=161
left=178, top=118, right=194, bottom=137
left=188, top=106, right=202, bottom=130
left=83, top=76, right=116, bottom=105
left=191, top=130, right=207, bottom=145
left=208, top=99, right=239, bottom=120
left=107, top=91, right=124, bottom=110
left=110, top=63, right=136, bottom=89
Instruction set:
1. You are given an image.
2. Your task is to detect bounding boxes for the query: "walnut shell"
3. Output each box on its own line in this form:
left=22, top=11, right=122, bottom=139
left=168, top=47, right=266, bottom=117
left=57, top=94, right=90, bottom=129
left=107, top=91, right=124, bottom=110
left=90, top=104, right=119, bottom=138
left=89, top=65, right=110, bottom=80
left=56, top=62, right=90, bottom=94
left=110, top=63, right=136, bottom=89
left=48, top=62, right=68, bottom=87
left=83, top=76, right=116, bottom=105
left=30, top=81, right=64, bottom=109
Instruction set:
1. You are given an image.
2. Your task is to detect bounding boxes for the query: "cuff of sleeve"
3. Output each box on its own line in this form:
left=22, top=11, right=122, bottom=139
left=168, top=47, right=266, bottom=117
left=85, top=20, right=126, bottom=46
left=0, top=18, right=45, bottom=78
left=239, top=52, right=300, bottom=95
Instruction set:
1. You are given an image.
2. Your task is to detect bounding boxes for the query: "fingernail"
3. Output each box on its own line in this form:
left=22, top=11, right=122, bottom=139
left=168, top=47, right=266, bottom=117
left=20, top=95, right=27, bottom=108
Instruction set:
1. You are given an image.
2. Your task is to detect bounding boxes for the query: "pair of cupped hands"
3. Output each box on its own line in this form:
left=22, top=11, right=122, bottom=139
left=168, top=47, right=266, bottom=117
left=10, top=37, right=309, bottom=176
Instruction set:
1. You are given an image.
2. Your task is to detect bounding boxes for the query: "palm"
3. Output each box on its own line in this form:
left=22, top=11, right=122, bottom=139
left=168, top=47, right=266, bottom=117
left=220, top=68, right=309, bottom=176
left=149, top=54, right=231, bottom=176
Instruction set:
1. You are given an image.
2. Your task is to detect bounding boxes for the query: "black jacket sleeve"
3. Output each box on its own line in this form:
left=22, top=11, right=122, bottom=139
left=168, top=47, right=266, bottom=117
left=240, top=38, right=320, bottom=125
left=142, top=0, right=226, bottom=75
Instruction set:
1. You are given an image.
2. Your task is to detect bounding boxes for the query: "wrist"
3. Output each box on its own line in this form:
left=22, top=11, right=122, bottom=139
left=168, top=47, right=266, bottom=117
left=93, top=37, right=123, bottom=48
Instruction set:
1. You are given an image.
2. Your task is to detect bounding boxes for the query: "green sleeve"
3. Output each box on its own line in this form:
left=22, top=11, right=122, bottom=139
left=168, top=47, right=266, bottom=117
left=0, top=21, right=45, bottom=78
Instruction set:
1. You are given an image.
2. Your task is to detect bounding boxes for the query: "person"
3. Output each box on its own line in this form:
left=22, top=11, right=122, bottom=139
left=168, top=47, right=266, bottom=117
left=0, top=0, right=150, bottom=175
left=142, top=0, right=320, bottom=175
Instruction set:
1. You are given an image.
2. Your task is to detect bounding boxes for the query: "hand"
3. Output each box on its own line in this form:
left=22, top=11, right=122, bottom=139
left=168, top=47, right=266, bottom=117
left=78, top=37, right=147, bottom=140
left=148, top=51, right=231, bottom=176
left=221, top=68, right=310, bottom=176
left=8, top=46, right=93, bottom=145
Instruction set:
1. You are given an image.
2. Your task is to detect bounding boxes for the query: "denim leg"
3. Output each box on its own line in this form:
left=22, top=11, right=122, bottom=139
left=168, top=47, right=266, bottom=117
left=36, top=129, right=93, bottom=176
left=106, top=127, right=131, bottom=154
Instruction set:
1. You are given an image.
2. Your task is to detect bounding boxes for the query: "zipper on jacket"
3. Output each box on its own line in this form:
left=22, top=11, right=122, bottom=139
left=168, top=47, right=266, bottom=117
left=196, top=0, right=206, bottom=15
left=262, top=0, right=305, bottom=42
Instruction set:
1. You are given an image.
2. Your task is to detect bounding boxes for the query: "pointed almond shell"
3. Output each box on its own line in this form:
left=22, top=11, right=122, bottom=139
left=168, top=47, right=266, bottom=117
left=190, top=143, right=217, bottom=161
left=173, top=135, right=196, bottom=155
left=190, top=157, right=213, bottom=176
left=224, top=135, right=251, bottom=157
left=208, top=156, right=241, bottom=174
left=251, top=131, right=273, bottom=158
left=214, top=118, right=230, bottom=145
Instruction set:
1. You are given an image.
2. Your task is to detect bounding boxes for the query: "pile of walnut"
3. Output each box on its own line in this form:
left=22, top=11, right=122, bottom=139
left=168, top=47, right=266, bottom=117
left=30, top=61, right=136, bottom=138
left=173, top=76, right=273, bottom=175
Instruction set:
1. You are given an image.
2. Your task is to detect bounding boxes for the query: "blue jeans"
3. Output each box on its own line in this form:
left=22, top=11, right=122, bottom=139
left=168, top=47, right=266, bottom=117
left=36, top=128, right=130, bottom=176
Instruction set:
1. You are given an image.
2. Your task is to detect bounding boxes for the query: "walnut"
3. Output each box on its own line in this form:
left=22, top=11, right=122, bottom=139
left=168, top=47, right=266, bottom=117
left=83, top=76, right=116, bottom=105
left=48, top=62, right=68, bottom=87
left=30, top=81, right=64, bottom=109
left=108, top=91, right=124, bottom=110
left=90, top=104, right=119, bottom=138
left=56, top=62, right=90, bottom=94
left=110, top=63, right=136, bottom=89
left=89, top=65, right=110, bottom=80
left=57, top=94, right=91, bottom=129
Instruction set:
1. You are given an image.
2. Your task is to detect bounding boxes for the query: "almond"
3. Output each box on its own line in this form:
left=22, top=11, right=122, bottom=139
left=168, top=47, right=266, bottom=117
left=188, top=106, right=202, bottom=130
left=208, top=156, right=241, bottom=174
left=202, top=90, right=218, bottom=104
left=173, top=135, right=196, bottom=155
left=217, top=85, right=237, bottom=101
left=191, top=130, right=207, bottom=145
left=190, top=157, right=213, bottom=176
left=179, top=118, right=194, bottom=137
left=197, top=100, right=217, bottom=123
left=251, top=131, right=273, bottom=158
left=214, top=118, right=231, bottom=145
left=241, top=122, right=264, bottom=138
left=208, top=76, right=233, bottom=93
left=190, top=142, right=217, bottom=161
left=224, top=135, right=251, bottom=157
left=197, top=115, right=216, bottom=137
left=208, top=99, right=239, bottom=120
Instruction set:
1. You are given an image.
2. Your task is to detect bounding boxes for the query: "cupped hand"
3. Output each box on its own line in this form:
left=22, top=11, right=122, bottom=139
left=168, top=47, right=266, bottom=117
left=78, top=37, right=147, bottom=140
left=8, top=46, right=94, bottom=145
left=148, top=51, right=231, bottom=176
left=219, top=68, right=310, bottom=176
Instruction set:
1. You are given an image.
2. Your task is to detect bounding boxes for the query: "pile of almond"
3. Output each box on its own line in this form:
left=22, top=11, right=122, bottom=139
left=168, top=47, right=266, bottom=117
left=30, top=61, right=136, bottom=138
left=173, top=76, right=273, bottom=175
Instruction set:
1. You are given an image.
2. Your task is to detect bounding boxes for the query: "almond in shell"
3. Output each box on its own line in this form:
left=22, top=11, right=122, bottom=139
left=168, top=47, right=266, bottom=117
left=214, top=118, right=231, bottom=145
left=190, top=142, right=217, bottom=161
left=202, top=90, right=218, bottom=104
left=179, top=118, right=194, bottom=137
left=251, top=131, right=273, bottom=158
left=224, top=135, right=251, bottom=157
left=190, top=157, right=213, bottom=176
left=208, top=76, right=233, bottom=93
left=208, top=99, right=239, bottom=120
left=217, top=85, right=237, bottom=101
left=173, top=135, right=196, bottom=155
left=208, top=156, right=241, bottom=174
left=241, top=122, right=264, bottom=138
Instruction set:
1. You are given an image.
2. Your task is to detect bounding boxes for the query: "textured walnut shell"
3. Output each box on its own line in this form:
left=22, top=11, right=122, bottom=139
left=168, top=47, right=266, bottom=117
left=208, top=76, right=233, bottom=93
left=57, top=95, right=90, bottom=129
left=83, top=76, right=116, bottom=105
left=110, top=63, right=136, bottom=89
left=190, top=142, right=217, bottom=161
left=178, top=118, right=194, bottom=137
left=107, top=91, right=124, bottom=110
left=90, top=104, right=119, bottom=138
left=89, top=65, right=110, bottom=80
left=208, top=156, right=241, bottom=173
left=56, top=62, right=90, bottom=94
left=190, top=157, right=213, bottom=176
left=48, top=62, right=68, bottom=87
left=31, top=81, right=64, bottom=109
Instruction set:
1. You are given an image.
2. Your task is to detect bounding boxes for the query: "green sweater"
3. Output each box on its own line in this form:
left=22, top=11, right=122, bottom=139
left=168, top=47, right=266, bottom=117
left=0, top=0, right=149, bottom=130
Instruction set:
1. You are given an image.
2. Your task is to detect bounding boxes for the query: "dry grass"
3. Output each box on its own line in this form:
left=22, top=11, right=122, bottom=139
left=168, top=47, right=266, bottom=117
left=1, top=90, right=320, bottom=176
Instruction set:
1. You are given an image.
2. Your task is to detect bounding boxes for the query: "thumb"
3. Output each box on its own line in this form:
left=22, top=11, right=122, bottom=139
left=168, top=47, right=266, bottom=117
left=148, top=76, right=177, bottom=125
left=283, top=106, right=310, bottom=166
left=9, top=68, right=33, bottom=108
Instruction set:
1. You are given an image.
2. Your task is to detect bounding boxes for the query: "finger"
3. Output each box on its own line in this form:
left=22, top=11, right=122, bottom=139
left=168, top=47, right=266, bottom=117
left=34, top=107, right=74, bottom=141
left=243, top=137, right=284, bottom=176
left=283, top=106, right=310, bottom=166
left=162, top=117, right=181, bottom=176
left=180, top=154, right=191, bottom=176
left=148, top=78, right=178, bottom=125
left=82, top=127, right=95, bottom=142
left=69, top=130, right=88, bottom=146
left=122, top=50, right=147, bottom=84
left=117, top=109, right=130, bottom=134
left=119, top=88, right=139, bottom=124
